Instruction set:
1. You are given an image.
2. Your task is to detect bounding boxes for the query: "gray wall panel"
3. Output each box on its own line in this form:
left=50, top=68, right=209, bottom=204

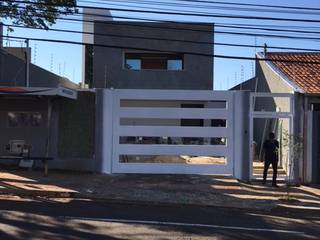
left=92, top=22, right=213, bottom=90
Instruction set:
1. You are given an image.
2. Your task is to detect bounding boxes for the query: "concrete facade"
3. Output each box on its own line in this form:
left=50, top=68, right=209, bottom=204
left=89, top=21, right=213, bottom=90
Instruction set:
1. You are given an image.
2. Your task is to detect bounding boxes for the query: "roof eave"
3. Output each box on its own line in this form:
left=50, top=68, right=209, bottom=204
left=256, top=52, right=306, bottom=94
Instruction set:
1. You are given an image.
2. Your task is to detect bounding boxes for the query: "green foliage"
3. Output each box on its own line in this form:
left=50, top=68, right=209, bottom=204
left=0, top=0, right=77, bottom=29
left=282, top=130, right=303, bottom=187
left=282, top=130, right=303, bottom=163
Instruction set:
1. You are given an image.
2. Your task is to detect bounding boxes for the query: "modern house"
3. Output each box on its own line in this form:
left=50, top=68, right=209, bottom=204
left=233, top=52, right=320, bottom=184
left=79, top=10, right=250, bottom=180
left=83, top=21, right=214, bottom=90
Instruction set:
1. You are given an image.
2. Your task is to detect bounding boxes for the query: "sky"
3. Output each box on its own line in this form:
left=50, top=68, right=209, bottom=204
left=4, top=0, right=320, bottom=90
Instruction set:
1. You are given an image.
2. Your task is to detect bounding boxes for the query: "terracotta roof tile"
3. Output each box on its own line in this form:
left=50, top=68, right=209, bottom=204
left=266, top=52, right=320, bottom=94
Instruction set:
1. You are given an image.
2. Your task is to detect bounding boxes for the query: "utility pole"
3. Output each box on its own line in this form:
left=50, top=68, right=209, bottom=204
left=264, top=43, right=268, bottom=57
left=240, top=65, right=244, bottom=90
left=25, top=39, right=30, bottom=87
left=0, top=23, right=3, bottom=48
left=50, top=53, right=53, bottom=72
left=33, top=43, right=37, bottom=64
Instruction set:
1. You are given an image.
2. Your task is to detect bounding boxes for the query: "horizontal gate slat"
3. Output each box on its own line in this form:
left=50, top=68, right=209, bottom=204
left=117, top=144, right=228, bottom=156
left=117, top=126, right=230, bottom=137
left=119, top=108, right=229, bottom=119
left=114, top=90, right=233, bottom=101
left=113, top=164, right=232, bottom=175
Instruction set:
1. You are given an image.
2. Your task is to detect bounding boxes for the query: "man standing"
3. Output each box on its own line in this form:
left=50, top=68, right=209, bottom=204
left=261, top=132, right=279, bottom=187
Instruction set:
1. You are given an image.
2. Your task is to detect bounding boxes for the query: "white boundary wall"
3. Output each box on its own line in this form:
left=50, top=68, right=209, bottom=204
left=97, top=89, right=250, bottom=179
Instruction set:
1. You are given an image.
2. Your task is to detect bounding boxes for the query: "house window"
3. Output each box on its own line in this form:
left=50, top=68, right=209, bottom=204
left=125, top=59, right=141, bottom=70
left=125, top=53, right=183, bottom=70
left=7, top=112, right=42, bottom=128
left=168, top=59, right=183, bottom=70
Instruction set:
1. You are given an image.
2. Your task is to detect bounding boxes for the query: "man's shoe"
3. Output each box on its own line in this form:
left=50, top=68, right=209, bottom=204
left=272, top=184, right=279, bottom=188
left=262, top=180, right=266, bottom=185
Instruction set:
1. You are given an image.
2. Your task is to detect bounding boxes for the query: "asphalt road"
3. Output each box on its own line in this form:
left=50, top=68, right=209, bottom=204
left=0, top=196, right=319, bottom=240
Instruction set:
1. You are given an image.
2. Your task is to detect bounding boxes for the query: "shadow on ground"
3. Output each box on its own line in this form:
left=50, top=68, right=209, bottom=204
left=0, top=163, right=319, bottom=212
left=0, top=196, right=319, bottom=240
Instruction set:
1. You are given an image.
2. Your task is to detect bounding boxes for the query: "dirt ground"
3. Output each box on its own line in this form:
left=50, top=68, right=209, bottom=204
left=121, top=155, right=226, bottom=164
left=0, top=166, right=319, bottom=211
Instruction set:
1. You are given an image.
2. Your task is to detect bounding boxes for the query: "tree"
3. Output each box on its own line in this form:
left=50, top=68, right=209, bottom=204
left=282, top=130, right=303, bottom=186
left=282, top=130, right=303, bottom=201
left=0, top=0, right=77, bottom=30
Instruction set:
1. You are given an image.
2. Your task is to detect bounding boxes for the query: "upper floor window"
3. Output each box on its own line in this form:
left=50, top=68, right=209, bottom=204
left=126, top=59, right=141, bottom=70
left=125, top=53, right=183, bottom=71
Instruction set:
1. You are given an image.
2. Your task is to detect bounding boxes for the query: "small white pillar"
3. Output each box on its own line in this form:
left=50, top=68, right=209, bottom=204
left=233, top=91, right=250, bottom=181
left=95, top=89, right=114, bottom=174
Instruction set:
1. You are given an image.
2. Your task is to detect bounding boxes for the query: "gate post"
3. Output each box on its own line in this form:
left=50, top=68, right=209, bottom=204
left=233, top=91, right=250, bottom=181
left=95, top=89, right=113, bottom=174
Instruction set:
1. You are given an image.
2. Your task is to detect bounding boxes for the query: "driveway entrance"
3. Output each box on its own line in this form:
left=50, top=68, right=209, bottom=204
left=97, top=89, right=250, bottom=179
left=249, top=93, right=294, bottom=181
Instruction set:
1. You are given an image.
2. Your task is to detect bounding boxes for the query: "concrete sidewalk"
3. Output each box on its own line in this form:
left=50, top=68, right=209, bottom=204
left=0, top=168, right=319, bottom=211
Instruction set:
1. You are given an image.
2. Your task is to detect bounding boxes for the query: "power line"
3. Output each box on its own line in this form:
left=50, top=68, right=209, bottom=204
left=148, top=0, right=320, bottom=11
left=77, top=12, right=320, bottom=34
left=62, top=0, right=320, bottom=30
left=3, top=34, right=320, bottom=65
left=75, top=2, right=320, bottom=35
left=77, top=12, right=320, bottom=40
left=8, top=4, right=320, bottom=40
left=68, top=14, right=320, bottom=41
left=5, top=23, right=320, bottom=53
left=9, top=6, right=320, bottom=42
left=55, top=15, right=320, bottom=41
left=5, top=0, right=320, bottom=23
left=4, top=1, right=320, bottom=54
left=78, top=0, right=320, bottom=16
left=215, top=24, right=320, bottom=35
left=54, top=4, right=320, bottom=24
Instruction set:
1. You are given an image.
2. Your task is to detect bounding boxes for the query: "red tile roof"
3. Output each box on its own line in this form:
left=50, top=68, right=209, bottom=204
left=266, top=52, right=320, bottom=94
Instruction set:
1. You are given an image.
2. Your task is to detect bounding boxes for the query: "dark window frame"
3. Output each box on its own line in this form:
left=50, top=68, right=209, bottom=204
left=124, top=52, right=184, bottom=71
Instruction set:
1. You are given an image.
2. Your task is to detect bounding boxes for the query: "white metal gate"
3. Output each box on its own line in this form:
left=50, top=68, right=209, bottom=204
left=99, top=89, right=250, bottom=176
left=101, top=89, right=239, bottom=175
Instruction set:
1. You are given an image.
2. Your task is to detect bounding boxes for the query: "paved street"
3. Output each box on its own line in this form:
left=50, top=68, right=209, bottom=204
left=0, top=196, right=319, bottom=240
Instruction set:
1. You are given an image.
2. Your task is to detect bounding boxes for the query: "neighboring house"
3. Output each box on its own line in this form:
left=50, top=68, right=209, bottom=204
left=233, top=52, right=320, bottom=184
left=0, top=48, right=95, bottom=172
left=82, top=10, right=214, bottom=90
left=0, top=47, right=78, bottom=89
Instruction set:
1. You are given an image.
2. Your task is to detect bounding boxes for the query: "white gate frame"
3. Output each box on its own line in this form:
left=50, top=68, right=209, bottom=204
left=101, top=89, right=242, bottom=175
left=112, top=90, right=234, bottom=174
left=249, top=92, right=294, bottom=180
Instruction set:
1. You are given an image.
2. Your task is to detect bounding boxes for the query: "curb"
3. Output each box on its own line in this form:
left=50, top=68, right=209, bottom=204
left=74, top=194, right=277, bottom=212
left=0, top=189, right=77, bottom=198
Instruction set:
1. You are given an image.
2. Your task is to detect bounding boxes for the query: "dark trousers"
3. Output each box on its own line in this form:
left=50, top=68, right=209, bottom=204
left=263, top=160, right=278, bottom=185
